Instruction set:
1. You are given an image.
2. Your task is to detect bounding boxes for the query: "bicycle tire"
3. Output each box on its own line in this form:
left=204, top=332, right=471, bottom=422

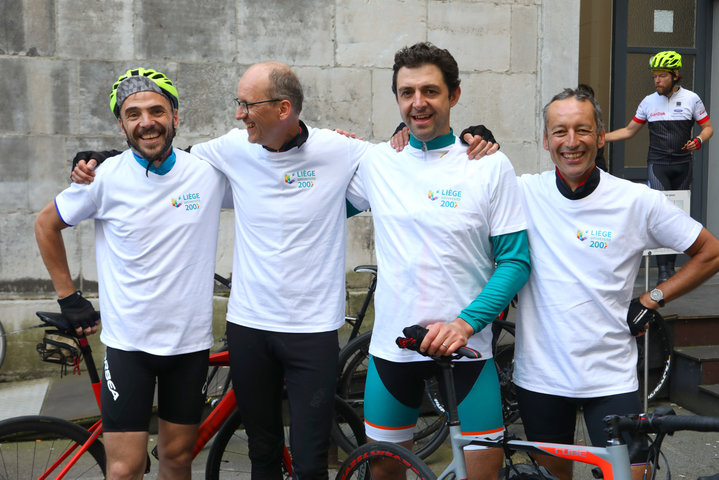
left=336, top=332, right=449, bottom=459
left=637, top=313, right=672, bottom=401
left=203, top=352, right=232, bottom=419
left=491, top=319, right=520, bottom=425
left=0, top=321, right=5, bottom=370
left=330, top=395, right=367, bottom=454
left=334, top=441, right=436, bottom=480
left=0, top=415, right=106, bottom=479
left=205, top=408, right=293, bottom=480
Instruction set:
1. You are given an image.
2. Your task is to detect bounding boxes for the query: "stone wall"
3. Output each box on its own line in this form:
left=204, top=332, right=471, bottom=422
left=0, top=0, right=579, bottom=378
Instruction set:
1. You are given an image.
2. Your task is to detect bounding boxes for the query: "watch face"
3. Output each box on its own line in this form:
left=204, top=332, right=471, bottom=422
left=650, top=289, right=663, bottom=303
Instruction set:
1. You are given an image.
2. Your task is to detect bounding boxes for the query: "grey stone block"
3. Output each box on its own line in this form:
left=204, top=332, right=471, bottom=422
left=235, top=0, right=334, bottom=66
left=56, top=0, right=134, bottom=59
left=298, top=67, right=373, bottom=136
left=336, top=0, right=426, bottom=68
left=137, top=1, right=237, bottom=63
left=429, top=2, right=511, bottom=72
left=0, top=58, right=76, bottom=135
left=0, top=0, right=55, bottom=56
left=0, top=135, right=68, bottom=211
left=177, top=63, right=245, bottom=137
left=0, top=58, right=31, bottom=133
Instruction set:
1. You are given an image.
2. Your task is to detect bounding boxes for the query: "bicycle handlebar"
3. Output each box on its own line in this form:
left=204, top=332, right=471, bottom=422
left=396, top=324, right=481, bottom=360
left=605, top=410, right=719, bottom=437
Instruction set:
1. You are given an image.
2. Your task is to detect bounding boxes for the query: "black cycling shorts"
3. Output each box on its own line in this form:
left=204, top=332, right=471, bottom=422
left=101, top=346, right=209, bottom=432
left=516, top=386, right=649, bottom=465
left=647, top=161, right=692, bottom=190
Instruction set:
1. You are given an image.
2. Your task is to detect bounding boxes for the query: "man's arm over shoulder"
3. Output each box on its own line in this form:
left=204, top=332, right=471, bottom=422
left=71, top=150, right=123, bottom=184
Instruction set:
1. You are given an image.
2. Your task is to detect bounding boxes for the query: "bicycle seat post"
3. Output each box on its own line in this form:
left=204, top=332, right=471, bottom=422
left=436, top=357, right=460, bottom=426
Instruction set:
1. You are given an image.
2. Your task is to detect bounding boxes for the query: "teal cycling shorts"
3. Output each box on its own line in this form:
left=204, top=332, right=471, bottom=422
left=363, top=354, right=504, bottom=444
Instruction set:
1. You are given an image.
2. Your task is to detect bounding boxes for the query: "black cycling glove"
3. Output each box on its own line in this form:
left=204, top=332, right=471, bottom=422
left=393, top=122, right=408, bottom=136
left=459, top=125, right=498, bottom=146
left=626, top=297, right=655, bottom=336
left=58, top=291, right=99, bottom=331
left=71, top=150, right=122, bottom=175
left=395, top=325, right=428, bottom=352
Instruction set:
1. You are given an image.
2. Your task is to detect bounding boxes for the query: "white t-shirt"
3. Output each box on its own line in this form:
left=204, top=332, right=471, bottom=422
left=346, top=139, right=526, bottom=362
left=55, top=149, right=229, bottom=355
left=190, top=126, right=369, bottom=333
left=513, top=169, right=702, bottom=397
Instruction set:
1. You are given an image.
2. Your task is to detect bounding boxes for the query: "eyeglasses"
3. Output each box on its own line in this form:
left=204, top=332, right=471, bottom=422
left=233, top=98, right=281, bottom=114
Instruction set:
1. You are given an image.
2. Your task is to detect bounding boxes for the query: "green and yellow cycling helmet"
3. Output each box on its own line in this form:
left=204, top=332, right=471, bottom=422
left=110, top=67, right=179, bottom=117
left=649, top=51, right=682, bottom=71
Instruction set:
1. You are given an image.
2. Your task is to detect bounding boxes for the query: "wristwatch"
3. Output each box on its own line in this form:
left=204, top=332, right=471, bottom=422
left=649, top=288, right=665, bottom=307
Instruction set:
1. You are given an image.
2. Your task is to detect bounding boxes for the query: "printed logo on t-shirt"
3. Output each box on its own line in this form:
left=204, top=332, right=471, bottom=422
left=284, top=169, right=316, bottom=189
left=428, top=188, right=462, bottom=208
left=172, top=192, right=201, bottom=211
left=576, top=228, right=612, bottom=250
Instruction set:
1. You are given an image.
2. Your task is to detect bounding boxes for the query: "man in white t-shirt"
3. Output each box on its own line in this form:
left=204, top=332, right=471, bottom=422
left=468, top=86, right=719, bottom=480
left=347, top=42, right=531, bottom=480
left=35, top=68, right=229, bottom=479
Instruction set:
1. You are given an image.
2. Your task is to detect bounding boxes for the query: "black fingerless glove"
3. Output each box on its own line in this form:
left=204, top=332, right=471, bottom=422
left=459, top=125, right=498, bottom=147
left=58, top=291, right=99, bottom=331
left=71, top=150, right=122, bottom=175
left=395, top=325, right=428, bottom=352
left=626, top=298, right=655, bottom=336
left=393, top=122, right=407, bottom=136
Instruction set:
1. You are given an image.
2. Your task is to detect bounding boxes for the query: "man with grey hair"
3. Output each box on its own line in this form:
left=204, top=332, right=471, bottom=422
left=36, top=67, right=229, bottom=480
left=465, top=85, right=719, bottom=479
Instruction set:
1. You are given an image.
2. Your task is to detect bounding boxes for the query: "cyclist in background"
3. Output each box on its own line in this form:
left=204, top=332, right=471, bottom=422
left=606, top=50, right=714, bottom=284
left=346, top=42, right=531, bottom=480
left=35, top=68, right=229, bottom=480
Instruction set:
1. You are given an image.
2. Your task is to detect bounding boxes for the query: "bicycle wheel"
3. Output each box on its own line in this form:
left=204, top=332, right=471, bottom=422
left=335, top=441, right=436, bottom=480
left=336, top=332, right=449, bottom=459
left=337, top=332, right=371, bottom=412
left=203, top=352, right=232, bottom=419
left=205, top=409, right=292, bottom=480
left=492, top=319, right=520, bottom=425
left=637, top=313, right=672, bottom=401
left=0, top=321, right=5, bottom=370
left=330, top=395, right=367, bottom=454
left=0, top=415, right=106, bottom=479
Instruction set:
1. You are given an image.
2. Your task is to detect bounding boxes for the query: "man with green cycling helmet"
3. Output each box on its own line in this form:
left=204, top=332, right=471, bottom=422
left=36, top=67, right=229, bottom=480
left=606, top=50, right=714, bottom=284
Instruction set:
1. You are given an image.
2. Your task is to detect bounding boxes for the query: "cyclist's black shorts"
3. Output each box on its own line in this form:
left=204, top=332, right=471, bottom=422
left=648, top=161, right=692, bottom=190
left=101, top=346, right=209, bottom=432
left=516, top=386, right=649, bottom=465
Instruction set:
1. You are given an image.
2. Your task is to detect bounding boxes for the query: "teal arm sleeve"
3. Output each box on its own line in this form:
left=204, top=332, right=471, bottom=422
left=346, top=199, right=363, bottom=218
left=458, top=230, right=530, bottom=333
